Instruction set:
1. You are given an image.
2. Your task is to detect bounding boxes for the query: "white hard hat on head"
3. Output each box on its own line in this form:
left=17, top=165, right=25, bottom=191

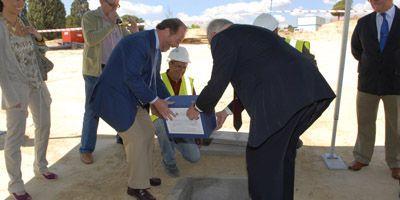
left=253, top=13, right=279, bottom=31
left=168, top=46, right=191, bottom=63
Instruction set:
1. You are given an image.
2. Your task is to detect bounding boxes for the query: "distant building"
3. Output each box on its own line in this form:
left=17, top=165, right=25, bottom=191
left=297, top=16, right=326, bottom=31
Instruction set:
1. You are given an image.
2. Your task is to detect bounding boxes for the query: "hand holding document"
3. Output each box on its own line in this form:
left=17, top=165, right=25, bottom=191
left=166, top=108, right=204, bottom=135
left=186, top=104, right=200, bottom=120
left=162, top=95, right=216, bottom=138
left=153, top=98, right=175, bottom=120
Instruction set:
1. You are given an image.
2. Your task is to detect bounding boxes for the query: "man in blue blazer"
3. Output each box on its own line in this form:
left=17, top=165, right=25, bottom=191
left=89, top=18, right=187, bottom=200
left=349, top=0, right=400, bottom=180
left=187, top=19, right=335, bottom=200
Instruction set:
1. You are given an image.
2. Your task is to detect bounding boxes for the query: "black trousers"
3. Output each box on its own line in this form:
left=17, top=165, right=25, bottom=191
left=246, top=99, right=332, bottom=200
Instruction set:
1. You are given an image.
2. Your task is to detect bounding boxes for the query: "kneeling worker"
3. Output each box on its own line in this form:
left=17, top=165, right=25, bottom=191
left=151, top=47, right=200, bottom=177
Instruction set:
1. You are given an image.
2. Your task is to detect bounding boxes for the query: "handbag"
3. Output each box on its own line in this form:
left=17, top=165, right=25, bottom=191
left=33, top=44, right=53, bottom=81
left=19, top=13, right=54, bottom=81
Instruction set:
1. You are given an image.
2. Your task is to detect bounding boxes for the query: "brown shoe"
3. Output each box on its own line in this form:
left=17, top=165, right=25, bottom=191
left=127, top=188, right=156, bottom=200
left=80, top=153, right=93, bottom=164
left=149, top=177, right=161, bottom=186
left=391, top=168, right=400, bottom=180
left=348, top=161, right=368, bottom=171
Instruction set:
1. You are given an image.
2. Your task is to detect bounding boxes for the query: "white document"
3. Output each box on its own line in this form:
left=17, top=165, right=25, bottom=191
left=166, top=108, right=204, bottom=135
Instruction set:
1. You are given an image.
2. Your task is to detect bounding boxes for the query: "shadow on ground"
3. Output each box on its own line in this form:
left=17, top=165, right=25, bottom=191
left=4, top=135, right=399, bottom=200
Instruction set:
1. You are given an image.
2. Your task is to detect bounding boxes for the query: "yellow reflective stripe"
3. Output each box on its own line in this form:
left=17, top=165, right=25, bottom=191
left=151, top=74, right=195, bottom=121
left=161, top=73, right=174, bottom=95
left=295, top=40, right=303, bottom=52
left=180, top=76, right=193, bottom=95
left=303, top=41, right=311, bottom=51
left=150, top=115, right=158, bottom=121
left=285, top=38, right=311, bottom=53
left=286, top=38, right=301, bottom=51
left=152, top=73, right=173, bottom=122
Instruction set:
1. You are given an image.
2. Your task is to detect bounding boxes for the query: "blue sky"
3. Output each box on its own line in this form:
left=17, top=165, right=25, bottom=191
left=61, top=0, right=399, bottom=27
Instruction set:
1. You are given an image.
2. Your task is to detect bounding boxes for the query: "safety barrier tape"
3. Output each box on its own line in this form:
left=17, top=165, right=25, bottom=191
left=38, top=22, right=146, bottom=33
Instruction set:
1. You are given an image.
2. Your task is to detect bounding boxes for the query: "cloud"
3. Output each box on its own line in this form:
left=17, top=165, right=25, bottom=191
left=323, top=0, right=337, bottom=5
left=352, top=2, right=372, bottom=12
left=176, top=0, right=292, bottom=26
left=87, top=0, right=163, bottom=16
left=289, top=6, right=305, bottom=17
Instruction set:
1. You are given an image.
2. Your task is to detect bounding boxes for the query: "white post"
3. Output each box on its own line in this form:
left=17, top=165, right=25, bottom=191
left=322, top=0, right=352, bottom=170
left=270, top=0, right=273, bottom=13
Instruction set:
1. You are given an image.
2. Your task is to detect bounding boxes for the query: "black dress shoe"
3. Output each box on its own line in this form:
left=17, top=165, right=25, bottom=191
left=150, top=177, right=161, bottom=186
left=296, top=139, right=303, bottom=149
left=116, top=135, right=123, bottom=144
left=127, top=188, right=156, bottom=200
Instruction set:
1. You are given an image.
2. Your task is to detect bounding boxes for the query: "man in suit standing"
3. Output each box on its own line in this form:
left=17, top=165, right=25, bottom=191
left=217, top=13, right=319, bottom=149
left=349, top=0, right=400, bottom=180
left=89, top=18, right=187, bottom=200
left=187, top=19, right=335, bottom=200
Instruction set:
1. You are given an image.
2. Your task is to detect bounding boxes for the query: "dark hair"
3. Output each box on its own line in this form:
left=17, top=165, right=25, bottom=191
left=0, top=1, right=3, bottom=12
left=156, top=18, right=187, bottom=34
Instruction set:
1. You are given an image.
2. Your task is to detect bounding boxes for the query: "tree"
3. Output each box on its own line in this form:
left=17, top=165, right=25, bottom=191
left=66, top=0, right=90, bottom=27
left=287, top=25, right=295, bottom=32
left=190, top=24, right=200, bottom=29
left=27, top=0, right=66, bottom=39
left=330, top=0, right=347, bottom=21
left=121, top=15, right=145, bottom=24
left=121, top=15, right=145, bottom=31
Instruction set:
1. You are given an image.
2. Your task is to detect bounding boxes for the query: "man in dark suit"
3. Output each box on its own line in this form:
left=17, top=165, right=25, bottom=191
left=89, top=18, right=187, bottom=200
left=187, top=19, right=335, bottom=200
left=349, top=0, right=400, bottom=180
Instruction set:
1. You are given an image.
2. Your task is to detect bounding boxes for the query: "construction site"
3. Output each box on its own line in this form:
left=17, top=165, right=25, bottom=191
left=0, top=15, right=399, bottom=199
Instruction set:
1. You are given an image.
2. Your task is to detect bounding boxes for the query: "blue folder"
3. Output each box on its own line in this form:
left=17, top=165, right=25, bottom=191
left=163, top=95, right=216, bottom=138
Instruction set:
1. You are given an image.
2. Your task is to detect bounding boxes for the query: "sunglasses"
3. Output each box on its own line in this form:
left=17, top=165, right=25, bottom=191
left=170, top=63, right=188, bottom=69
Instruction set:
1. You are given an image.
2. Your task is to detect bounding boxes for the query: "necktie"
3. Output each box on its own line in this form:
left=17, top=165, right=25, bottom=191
left=232, top=93, right=242, bottom=131
left=380, top=12, right=389, bottom=52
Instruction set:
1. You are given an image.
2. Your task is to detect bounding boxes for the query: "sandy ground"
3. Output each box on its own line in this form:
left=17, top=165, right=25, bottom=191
left=0, top=29, right=399, bottom=199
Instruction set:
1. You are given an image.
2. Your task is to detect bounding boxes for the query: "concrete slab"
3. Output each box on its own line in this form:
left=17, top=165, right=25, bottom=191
left=210, top=131, right=248, bottom=147
left=200, top=143, right=245, bottom=156
left=166, top=177, right=250, bottom=200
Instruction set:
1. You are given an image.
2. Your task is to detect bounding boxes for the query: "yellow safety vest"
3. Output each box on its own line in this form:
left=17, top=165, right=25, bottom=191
left=150, top=72, right=195, bottom=121
left=284, top=38, right=311, bottom=53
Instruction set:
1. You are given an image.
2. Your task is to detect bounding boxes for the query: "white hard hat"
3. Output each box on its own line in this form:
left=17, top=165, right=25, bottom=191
left=168, top=46, right=191, bottom=63
left=253, top=13, right=279, bottom=31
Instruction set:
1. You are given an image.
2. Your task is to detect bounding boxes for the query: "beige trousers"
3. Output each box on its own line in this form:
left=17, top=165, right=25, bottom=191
left=4, top=82, right=52, bottom=193
left=354, top=91, right=400, bottom=168
left=119, top=107, right=155, bottom=189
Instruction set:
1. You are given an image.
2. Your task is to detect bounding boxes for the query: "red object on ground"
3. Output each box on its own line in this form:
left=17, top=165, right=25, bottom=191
left=62, top=30, right=84, bottom=43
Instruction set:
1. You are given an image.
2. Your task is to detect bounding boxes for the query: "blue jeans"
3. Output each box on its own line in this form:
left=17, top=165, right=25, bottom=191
left=154, top=119, right=200, bottom=166
left=80, top=75, right=99, bottom=153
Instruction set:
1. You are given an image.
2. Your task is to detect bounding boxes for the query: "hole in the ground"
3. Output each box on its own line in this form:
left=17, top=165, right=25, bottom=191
left=167, top=177, right=250, bottom=200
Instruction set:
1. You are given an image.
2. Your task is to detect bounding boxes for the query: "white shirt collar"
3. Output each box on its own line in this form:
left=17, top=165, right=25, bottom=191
left=154, top=29, right=160, bottom=50
left=377, top=5, right=395, bottom=18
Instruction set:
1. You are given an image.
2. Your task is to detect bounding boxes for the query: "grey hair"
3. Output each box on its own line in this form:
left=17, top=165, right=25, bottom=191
left=206, top=19, right=233, bottom=38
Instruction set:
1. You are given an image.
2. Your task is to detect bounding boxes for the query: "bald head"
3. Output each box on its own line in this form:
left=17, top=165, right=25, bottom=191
left=206, top=19, right=234, bottom=43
